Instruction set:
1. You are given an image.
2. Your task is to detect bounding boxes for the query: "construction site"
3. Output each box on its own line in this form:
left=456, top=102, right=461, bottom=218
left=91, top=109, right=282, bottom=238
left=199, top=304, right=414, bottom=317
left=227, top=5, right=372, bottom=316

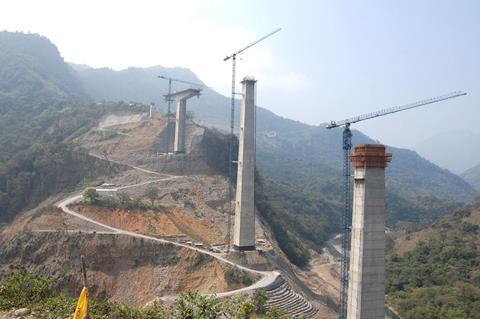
left=0, top=22, right=475, bottom=319
left=0, top=65, right=467, bottom=318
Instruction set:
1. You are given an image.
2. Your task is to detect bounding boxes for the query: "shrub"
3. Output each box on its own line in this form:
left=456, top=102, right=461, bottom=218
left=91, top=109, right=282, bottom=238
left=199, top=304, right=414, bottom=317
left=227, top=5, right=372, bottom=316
left=83, top=188, right=98, bottom=204
left=224, top=266, right=254, bottom=286
left=0, top=270, right=54, bottom=310
left=252, top=289, right=268, bottom=314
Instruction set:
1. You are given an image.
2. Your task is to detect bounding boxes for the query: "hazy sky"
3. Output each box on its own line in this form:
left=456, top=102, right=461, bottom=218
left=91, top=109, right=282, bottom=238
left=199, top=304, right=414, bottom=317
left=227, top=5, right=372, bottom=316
left=1, top=0, right=479, bottom=148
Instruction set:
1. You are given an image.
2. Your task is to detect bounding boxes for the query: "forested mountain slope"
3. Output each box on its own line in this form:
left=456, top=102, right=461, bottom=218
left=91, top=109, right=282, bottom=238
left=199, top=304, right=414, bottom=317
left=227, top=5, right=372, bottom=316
left=386, top=198, right=480, bottom=318
left=0, top=31, right=87, bottom=161
left=0, top=32, right=133, bottom=222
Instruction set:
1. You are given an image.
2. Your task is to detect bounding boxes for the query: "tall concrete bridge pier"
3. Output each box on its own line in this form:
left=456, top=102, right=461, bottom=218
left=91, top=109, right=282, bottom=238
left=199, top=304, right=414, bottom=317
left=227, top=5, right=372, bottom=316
left=164, top=88, right=201, bottom=153
left=347, top=144, right=391, bottom=319
left=233, top=76, right=257, bottom=251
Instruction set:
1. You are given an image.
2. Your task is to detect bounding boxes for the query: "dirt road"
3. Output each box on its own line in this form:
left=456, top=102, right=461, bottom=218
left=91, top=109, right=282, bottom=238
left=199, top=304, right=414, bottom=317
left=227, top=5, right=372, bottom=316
left=55, top=171, right=279, bottom=301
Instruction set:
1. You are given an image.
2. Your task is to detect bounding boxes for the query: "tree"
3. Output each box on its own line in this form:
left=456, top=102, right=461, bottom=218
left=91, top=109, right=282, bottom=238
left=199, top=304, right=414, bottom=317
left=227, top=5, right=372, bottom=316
left=252, top=289, right=268, bottom=314
left=145, top=186, right=159, bottom=206
left=83, top=188, right=98, bottom=204
left=117, top=192, right=131, bottom=206
left=174, top=290, right=220, bottom=319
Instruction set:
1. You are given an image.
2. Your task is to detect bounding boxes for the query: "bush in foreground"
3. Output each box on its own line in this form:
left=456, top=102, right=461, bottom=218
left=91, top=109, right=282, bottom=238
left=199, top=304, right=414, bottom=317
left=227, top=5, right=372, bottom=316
left=0, top=271, right=288, bottom=318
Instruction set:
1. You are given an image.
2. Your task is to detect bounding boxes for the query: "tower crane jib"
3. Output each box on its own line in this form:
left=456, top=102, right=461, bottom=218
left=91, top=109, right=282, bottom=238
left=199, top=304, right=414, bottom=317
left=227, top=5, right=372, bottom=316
left=326, top=91, right=466, bottom=129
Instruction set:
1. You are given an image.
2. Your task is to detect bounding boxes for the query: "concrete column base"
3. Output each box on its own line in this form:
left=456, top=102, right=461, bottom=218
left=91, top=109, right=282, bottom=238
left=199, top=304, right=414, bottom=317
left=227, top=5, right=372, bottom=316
left=233, top=245, right=256, bottom=251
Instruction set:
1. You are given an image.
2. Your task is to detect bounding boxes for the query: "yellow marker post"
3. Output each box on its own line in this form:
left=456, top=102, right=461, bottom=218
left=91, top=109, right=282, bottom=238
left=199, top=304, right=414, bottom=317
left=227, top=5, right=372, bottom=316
left=71, top=256, right=88, bottom=319
left=72, top=287, right=88, bottom=319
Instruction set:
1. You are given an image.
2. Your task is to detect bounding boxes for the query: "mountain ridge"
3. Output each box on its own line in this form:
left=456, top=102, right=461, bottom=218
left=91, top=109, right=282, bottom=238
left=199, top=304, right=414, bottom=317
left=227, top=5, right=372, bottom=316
left=412, top=129, right=480, bottom=173
left=462, top=164, right=480, bottom=191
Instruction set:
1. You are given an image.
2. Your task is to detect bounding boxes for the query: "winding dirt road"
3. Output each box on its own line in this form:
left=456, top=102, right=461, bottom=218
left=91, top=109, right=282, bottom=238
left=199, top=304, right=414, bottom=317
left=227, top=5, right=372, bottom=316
left=55, top=170, right=280, bottom=300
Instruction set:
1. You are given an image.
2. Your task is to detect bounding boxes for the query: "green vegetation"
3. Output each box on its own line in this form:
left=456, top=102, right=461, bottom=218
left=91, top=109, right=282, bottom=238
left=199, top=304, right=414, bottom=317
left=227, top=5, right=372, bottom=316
left=0, top=270, right=285, bottom=318
left=79, top=191, right=165, bottom=212
left=255, top=173, right=340, bottom=267
left=386, top=192, right=461, bottom=227
left=198, top=128, right=238, bottom=176
left=0, top=33, right=149, bottom=223
left=251, top=290, right=268, bottom=314
left=0, top=144, right=125, bottom=223
left=187, top=254, right=213, bottom=273
left=83, top=188, right=99, bottom=204
left=386, top=199, right=480, bottom=318
left=224, top=266, right=254, bottom=286
left=145, top=185, right=160, bottom=206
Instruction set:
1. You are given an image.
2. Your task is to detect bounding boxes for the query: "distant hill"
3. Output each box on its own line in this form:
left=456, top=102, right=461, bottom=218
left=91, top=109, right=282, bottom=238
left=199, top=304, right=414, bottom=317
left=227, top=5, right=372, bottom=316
left=255, top=107, right=477, bottom=204
left=0, top=32, right=89, bottom=161
left=462, top=164, right=480, bottom=191
left=412, top=129, right=480, bottom=174
left=71, top=63, right=231, bottom=129
left=0, top=31, right=85, bottom=102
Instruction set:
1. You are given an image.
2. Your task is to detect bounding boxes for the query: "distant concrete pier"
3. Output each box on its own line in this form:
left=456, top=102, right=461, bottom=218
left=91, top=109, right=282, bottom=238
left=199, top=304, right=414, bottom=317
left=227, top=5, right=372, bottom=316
left=174, top=99, right=187, bottom=153
left=347, top=144, right=391, bottom=319
left=233, top=76, right=257, bottom=251
left=163, top=88, right=201, bottom=153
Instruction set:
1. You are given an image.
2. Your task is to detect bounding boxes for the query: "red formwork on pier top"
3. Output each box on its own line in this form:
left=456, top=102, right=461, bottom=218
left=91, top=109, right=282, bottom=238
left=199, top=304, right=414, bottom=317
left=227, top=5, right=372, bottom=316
left=350, top=144, right=392, bottom=168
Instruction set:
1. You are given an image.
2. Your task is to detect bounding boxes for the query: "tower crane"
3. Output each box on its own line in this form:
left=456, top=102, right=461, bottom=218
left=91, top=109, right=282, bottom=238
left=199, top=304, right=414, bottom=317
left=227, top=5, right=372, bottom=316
left=157, top=75, right=206, bottom=153
left=326, top=90, right=467, bottom=319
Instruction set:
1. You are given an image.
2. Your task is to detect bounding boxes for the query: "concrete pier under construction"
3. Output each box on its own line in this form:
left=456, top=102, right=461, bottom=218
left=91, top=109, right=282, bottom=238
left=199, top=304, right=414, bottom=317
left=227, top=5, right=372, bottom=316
left=233, top=76, right=257, bottom=251
left=347, top=144, right=391, bottom=319
left=164, top=88, right=201, bottom=154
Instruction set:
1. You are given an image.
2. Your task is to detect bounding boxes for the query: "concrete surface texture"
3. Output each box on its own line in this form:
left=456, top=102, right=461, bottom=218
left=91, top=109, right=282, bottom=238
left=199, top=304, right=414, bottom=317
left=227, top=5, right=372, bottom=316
left=174, top=99, right=187, bottom=153
left=233, top=77, right=257, bottom=250
left=347, top=144, right=391, bottom=319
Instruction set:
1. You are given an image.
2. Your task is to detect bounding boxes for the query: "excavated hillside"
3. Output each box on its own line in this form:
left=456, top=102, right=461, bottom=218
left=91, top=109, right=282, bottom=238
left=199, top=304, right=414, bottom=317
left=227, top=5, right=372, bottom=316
left=0, top=206, right=258, bottom=307
left=74, top=112, right=233, bottom=176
